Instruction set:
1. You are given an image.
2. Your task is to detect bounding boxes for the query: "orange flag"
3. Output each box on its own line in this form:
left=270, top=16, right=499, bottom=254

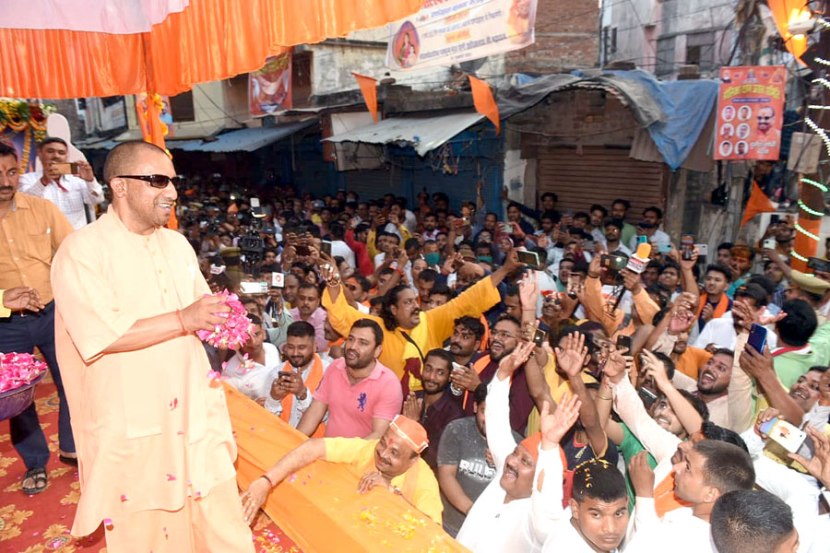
left=468, top=75, right=500, bottom=134
left=352, top=73, right=379, bottom=122
left=740, top=181, right=775, bottom=227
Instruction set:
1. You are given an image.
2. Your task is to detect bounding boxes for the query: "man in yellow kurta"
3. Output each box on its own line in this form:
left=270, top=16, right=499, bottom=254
left=321, top=254, right=521, bottom=392
left=51, top=141, right=254, bottom=552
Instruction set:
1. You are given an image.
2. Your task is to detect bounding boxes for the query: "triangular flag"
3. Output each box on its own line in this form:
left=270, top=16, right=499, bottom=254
left=352, top=73, right=379, bottom=123
left=468, top=75, right=500, bottom=134
left=740, top=181, right=775, bottom=227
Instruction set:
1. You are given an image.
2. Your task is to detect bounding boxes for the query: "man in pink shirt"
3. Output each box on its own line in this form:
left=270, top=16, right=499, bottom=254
left=297, top=318, right=403, bottom=439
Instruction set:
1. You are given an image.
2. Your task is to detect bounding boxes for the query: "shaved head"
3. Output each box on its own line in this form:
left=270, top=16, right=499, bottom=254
left=104, top=140, right=169, bottom=183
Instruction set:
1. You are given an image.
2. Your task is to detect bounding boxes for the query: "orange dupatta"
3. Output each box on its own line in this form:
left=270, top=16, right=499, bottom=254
left=280, top=355, right=326, bottom=438
left=696, top=293, right=730, bottom=321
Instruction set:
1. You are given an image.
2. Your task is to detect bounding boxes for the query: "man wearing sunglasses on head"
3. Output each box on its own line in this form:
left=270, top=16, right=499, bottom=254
left=51, top=141, right=254, bottom=552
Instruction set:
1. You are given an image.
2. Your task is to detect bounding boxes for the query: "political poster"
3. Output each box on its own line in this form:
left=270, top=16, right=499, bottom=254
left=385, top=0, right=537, bottom=71
left=714, top=65, right=786, bottom=161
left=249, top=52, right=292, bottom=117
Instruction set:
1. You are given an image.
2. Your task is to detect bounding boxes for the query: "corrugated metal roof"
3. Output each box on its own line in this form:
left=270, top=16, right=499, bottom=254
left=323, top=112, right=484, bottom=156
left=167, top=120, right=316, bottom=152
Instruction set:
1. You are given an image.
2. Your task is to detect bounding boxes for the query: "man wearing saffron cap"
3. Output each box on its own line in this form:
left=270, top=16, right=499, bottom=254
left=241, top=414, right=442, bottom=525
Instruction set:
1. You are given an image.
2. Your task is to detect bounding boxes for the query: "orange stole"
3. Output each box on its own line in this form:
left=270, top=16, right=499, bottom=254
left=280, top=355, right=325, bottom=438
left=653, top=472, right=692, bottom=516
left=223, top=385, right=466, bottom=553
left=696, top=293, right=730, bottom=321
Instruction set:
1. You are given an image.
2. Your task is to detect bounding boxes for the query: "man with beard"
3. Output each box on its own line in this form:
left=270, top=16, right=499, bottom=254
left=403, top=349, right=464, bottom=470
left=288, top=282, right=328, bottom=353
left=460, top=315, right=541, bottom=434
left=726, top=245, right=755, bottom=298
left=671, top=348, right=735, bottom=428
left=603, top=217, right=631, bottom=255
left=0, top=140, right=76, bottom=495
left=296, top=319, right=402, bottom=439
left=268, top=321, right=330, bottom=436
left=320, top=252, right=520, bottom=394
left=610, top=199, right=637, bottom=247
left=221, top=314, right=282, bottom=405
left=241, top=414, right=442, bottom=524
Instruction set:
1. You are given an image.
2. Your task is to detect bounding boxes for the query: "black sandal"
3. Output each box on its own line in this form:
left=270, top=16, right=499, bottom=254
left=22, top=467, right=47, bottom=495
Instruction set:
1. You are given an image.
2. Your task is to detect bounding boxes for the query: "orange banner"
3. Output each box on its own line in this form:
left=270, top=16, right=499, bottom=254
left=715, top=66, right=786, bottom=161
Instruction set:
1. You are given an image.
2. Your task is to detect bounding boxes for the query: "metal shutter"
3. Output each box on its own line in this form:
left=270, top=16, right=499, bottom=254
left=536, top=146, right=667, bottom=217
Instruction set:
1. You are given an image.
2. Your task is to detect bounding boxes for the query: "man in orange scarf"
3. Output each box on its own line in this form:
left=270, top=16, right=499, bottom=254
left=696, top=264, right=733, bottom=331
left=266, top=321, right=329, bottom=437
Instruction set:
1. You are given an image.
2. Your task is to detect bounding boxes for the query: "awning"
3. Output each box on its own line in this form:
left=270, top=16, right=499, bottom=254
left=168, top=120, right=317, bottom=153
left=324, top=112, right=484, bottom=156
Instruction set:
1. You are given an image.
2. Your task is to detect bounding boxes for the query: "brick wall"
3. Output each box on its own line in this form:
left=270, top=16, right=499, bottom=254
left=505, top=0, right=599, bottom=74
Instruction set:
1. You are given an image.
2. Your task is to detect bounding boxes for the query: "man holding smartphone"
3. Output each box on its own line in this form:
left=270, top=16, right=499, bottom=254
left=20, top=137, right=104, bottom=229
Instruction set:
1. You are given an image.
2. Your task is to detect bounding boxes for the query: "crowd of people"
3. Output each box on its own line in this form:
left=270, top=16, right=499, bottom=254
left=2, top=135, right=830, bottom=552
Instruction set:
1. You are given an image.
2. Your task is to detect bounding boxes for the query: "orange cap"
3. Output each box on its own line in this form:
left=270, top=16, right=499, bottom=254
left=390, top=415, right=428, bottom=454
left=519, top=432, right=542, bottom=463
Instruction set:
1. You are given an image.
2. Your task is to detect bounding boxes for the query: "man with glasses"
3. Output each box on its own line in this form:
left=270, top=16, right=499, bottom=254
left=0, top=140, right=76, bottom=496
left=52, top=141, right=254, bottom=552
left=756, top=106, right=780, bottom=141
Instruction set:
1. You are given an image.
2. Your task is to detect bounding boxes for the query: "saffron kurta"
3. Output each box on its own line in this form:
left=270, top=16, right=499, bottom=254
left=52, top=208, right=238, bottom=537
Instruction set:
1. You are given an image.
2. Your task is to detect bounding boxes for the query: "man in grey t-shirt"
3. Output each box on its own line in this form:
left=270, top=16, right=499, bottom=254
left=436, top=385, right=521, bottom=536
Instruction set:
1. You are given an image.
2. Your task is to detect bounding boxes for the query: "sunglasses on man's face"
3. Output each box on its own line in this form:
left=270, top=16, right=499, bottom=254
left=116, top=174, right=186, bottom=188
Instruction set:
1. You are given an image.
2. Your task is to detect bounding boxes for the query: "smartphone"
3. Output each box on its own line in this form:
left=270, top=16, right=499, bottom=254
left=271, top=272, right=285, bottom=289
left=681, top=234, right=695, bottom=261
left=638, top=387, right=658, bottom=409
left=532, top=327, right=547, bottom=347
left=694, top=243, right=708, bottom=257
left=321, top=240, right=332, bottom=257
left=278, top=370, right=293, bottom=381
left=240, top=281, right=269, bottom=295
left=616, top=335, right=632, bottom=354
left=759, top=417, right=807, bottom=453
left=658, top=244, right=672, bottom=254
left=636, top=235, right=649, bottom=245
left=747, top=323, right=768, bottom=353
left=762, top=237, right=777, bottom=250
left=516, top=250, right=541, bottom=268
left=499, top=223, right=513, bottom=234
left=250, top=197, right=261, bottom=208
left=807, top=257, right=830, bottom=273
left=601, top=253, right=628, bottom=271
left=567, top=274, right=581, bottom=299
left=53, top=162, right=80, bottom=175
left=451, top=362, right=466, bottom=376
left=294, top=245, right=311, bottom=257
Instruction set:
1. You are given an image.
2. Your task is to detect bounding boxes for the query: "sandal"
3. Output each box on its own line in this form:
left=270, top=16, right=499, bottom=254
left=22, top=467, right=48, bottom=495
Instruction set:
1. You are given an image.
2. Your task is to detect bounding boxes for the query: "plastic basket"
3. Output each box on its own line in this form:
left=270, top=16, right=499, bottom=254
left=0, top=372, right=45, bottom=421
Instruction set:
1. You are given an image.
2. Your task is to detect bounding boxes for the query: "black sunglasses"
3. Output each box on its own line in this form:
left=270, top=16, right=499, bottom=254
left=116, top=174, right=186, bottom=188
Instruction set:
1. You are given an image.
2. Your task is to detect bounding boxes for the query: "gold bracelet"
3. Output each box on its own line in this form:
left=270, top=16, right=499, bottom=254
left=598, top=394, right=612, bottom=401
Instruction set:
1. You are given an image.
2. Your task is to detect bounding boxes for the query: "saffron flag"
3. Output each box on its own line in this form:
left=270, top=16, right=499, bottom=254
left=740, top=181, right=776, bottom=227
left=468, top=75, right=500, bottom=134
left=352, top=73, right=379, bottom=122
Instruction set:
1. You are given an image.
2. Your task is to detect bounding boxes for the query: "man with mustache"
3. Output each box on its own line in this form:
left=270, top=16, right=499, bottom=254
left=402, top=349, right=464, bottom=470
left=0, top=140, right=76, bottom=496
left=320, top=251, right=520, bottom=394
left=296, top=318, right=403, bottom=439
left=240, top=414, right=441, bottom=525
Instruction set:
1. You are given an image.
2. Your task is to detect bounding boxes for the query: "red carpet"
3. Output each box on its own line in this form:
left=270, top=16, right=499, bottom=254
left=0, top=374, right=301, bottom=553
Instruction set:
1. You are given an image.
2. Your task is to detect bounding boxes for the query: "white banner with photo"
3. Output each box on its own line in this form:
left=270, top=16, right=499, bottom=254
left=385, top=0, right=537, bottom=71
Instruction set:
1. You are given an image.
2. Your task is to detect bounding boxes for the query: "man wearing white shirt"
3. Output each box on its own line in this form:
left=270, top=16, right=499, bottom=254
left=625, top=439, right=755, bottom=553
left=20, top=137, right=103, bottom=229
left=694, top=284, right=777, bottom=351
left=456, top=341, right=540, bottom=552
left=627, top=207, right=671, bottom=253
left=221, top=314, right=282, bottom=405
left=530, top=397, right=631, bottom=553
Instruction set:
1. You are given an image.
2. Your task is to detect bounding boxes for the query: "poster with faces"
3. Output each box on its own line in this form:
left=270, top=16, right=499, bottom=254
left=715, top=66, right=786, bottom=161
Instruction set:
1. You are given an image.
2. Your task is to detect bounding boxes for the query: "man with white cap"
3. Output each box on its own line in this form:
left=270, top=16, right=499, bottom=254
left=240, top=414, right=442, bottom=524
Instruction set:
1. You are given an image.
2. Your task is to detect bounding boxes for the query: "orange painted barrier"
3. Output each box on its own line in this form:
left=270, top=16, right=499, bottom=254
left=224, top=385, right=470, bottom=553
